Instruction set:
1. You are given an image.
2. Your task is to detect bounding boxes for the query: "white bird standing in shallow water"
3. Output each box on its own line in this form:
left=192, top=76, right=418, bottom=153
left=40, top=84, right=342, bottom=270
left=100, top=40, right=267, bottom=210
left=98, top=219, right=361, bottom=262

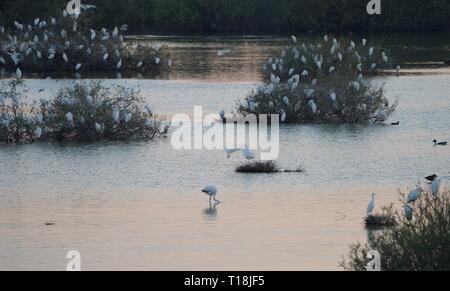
left=202, top=185, right=221, bottom=203
left=367, top=193, right=376, bottom=215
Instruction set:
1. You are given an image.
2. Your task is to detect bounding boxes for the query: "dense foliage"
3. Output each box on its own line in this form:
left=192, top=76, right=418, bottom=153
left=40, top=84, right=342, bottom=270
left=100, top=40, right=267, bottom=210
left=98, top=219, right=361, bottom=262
left=341, top=188, right=450, bottom=271
left=237, top=36, right=398, bottom=124
left=0, top=6, right=167, bottom=73
left=0, top=0, right=449, bottom=33
left=0, top=79, right=165, bottom=143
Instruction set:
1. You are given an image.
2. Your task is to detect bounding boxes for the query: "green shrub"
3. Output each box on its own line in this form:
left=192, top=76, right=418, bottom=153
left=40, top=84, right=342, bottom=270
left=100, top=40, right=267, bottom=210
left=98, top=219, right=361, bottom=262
left=341, top=189, right=450, bottom=271
left=365, top=205, right=397, bottom=228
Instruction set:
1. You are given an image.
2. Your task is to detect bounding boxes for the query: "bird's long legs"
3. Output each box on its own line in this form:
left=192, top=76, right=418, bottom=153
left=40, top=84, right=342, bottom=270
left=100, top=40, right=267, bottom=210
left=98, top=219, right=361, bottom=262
left=213, top=195, right=221, bottom=203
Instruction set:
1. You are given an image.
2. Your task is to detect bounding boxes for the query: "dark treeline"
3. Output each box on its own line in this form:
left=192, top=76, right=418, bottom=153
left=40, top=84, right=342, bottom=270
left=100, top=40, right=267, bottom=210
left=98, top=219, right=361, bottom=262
left=1, top=0, right=449, bottom=33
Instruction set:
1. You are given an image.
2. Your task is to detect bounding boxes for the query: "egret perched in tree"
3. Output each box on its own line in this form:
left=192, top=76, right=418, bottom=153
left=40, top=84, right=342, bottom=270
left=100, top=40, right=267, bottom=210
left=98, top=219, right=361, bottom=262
left=308, top=100, right=317, bottom=114
left=125, top=113, right=132, bottom=123
left=65, top=112, right=74, bottom=124
left=137, top=61, right=143, bottom=68
left=291, top=35, right=297, bottom=43
left=289, top=68, right=295, bottom=76
left=407, top=187, right=423, bottom=203
left=202, top=185, right=220, bottom=203
left=95, top=122, right=101, bottom=133
left=117, top=59, right=122, bottom=69
left=283, top=96, right=290, bottom=106
left=329, top=66, right=335, bottom=73
left=75, top=63, right=82, bottom=71
left=367, top=193, right=376, bottom=215
left=34, top=127, right=42, bottom=139
left=369, top=47, right=374, bottom=56
left=112, top=109, right=120, bottom=123
left=404, top=204, right=413, bottom=221
left=382, top=52, right=388, bottom=63
left=431, top=179, right=441, bottom=197
left=16, top=68, right=22, bottom=79
left=103, top=53, right=109, bottom=61
left=362, top=38, right=367, bottom=46
left=155, top=57, right=161, bottom=64
left=301, top=55, right=307, bottom=64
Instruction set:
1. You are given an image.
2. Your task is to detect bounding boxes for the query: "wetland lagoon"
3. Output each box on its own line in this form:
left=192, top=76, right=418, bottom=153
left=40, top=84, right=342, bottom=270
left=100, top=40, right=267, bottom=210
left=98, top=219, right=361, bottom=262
left=1, top=27, right=450, bottom=270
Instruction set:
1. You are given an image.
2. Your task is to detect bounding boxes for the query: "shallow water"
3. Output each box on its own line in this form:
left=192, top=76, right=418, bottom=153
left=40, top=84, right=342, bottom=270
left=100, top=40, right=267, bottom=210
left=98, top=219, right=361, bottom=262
left=1, top=35, right=450, bottom=270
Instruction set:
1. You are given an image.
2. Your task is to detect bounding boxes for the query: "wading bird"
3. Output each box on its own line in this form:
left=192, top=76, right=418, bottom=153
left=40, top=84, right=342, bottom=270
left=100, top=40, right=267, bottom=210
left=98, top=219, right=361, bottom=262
left=202, top=185, right=220, bottom=203
left=367, top=193, right=376, bottom=215
left=425, top=174, right=438, bottom=182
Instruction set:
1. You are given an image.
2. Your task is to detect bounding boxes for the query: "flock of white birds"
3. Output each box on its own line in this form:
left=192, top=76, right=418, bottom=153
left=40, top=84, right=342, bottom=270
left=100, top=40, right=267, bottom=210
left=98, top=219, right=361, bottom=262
left=0, top=6, right=169, bottom=79
left=367, top=175, right=443, bottom=222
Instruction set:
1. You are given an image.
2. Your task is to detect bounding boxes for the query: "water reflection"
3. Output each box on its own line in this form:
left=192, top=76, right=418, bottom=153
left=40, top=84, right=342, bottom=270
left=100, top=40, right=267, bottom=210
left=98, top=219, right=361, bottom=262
left=203, top=202, right=220, bottom=220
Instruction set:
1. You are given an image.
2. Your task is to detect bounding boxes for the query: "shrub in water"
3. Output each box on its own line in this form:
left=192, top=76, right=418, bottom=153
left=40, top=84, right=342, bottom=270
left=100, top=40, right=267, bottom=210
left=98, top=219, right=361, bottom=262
left=0, top=9, right=169, bottom=73
left=0, top=79, right=40, bottom=143
left=40, top=81, right=164, bottom=142
left=236, top=161, right=281, bottom=173
left=238, top=36, right=397, bottom=124
left=341, top=189, right=450, bottom=271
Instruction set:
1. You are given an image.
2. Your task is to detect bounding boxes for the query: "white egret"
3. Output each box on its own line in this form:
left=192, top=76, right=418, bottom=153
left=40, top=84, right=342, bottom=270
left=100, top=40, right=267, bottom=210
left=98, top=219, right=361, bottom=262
left=63, top=53, right=68, bottom=63
left=95, top=122, right=102, bottom=133
left=117, top=59, right=122, bottom=69
left=367, top=193, right=376, bottom=215
left=125, top=113, right=132, bottom=123
left=330, top=92, right=337, bottom=102
left=382, top=52, right=388, bottom=63
left=350, top=81, right=360, bottom=91
left=14, top=21, right=24, bottom=31
left=371, top=63, right=377, bottom=70
left=283, top=96, right=290, bottom=106
left=137, top=61, right=143, bottom=68
left=75, top=63, right=81, bottom=71
left=329, top=66, right=335, bottom=73
left=34, top=127, right=42, bottom=139
left=281, top=111, right=287, bottom=123
left=112, top=27, right=119, bottom=38
left=362, top=38, right=367, bottom=46
left=65, top=112, right=74, bottom=124
left=16, top=68, right=22, bottom=79
left=369, top=47, right=374, bottom=56
left=202, top=185, right=220, bottom=203
left=217, top=49, right=231, bottom=56
left=289, top=68, right=295, bottom=76
left=61, top=29, right=67, bottom=38
left=0, top=56, right=5, bottom=64
left=36, top=50, right=42, bottom=59
left=301, top=70, right=308, bottom=77
left=301, top=55, right=307, bottom=64
left=308, top=100, right=317, bottom=114
left=85, top=95, right=93, bottom=104
left=350, top=40, right=356, bottom=49
left=168, top=59, right=173, bottom=67
left=337, top=52, right=343, bottom=62
left=357, top=63, right=362, bottom=72
left=323, top=35, right=329, bottom=42
left=242, top=148, right=255, bottom=160
left=155, top=57, right=161, bottom=64
left=431, top=179, right=441, bottom=197
left=112, top=109, right=120, bottom=122
left=291, top=35, right=297, bottom=43
left=48, top=54, right=55, bottom=60
left=103, top=53, right=109, bottom=61
left=404, top=205, right=413, bottom=221
left=407, top=187, right=423, bottom=203
left=271, top=63, right=277, bottom=71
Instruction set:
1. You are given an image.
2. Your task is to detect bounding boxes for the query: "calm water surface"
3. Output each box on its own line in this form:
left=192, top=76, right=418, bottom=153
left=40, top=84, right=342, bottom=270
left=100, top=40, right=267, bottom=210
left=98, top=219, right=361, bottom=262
left=1, top=35, right=450, bottom=270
